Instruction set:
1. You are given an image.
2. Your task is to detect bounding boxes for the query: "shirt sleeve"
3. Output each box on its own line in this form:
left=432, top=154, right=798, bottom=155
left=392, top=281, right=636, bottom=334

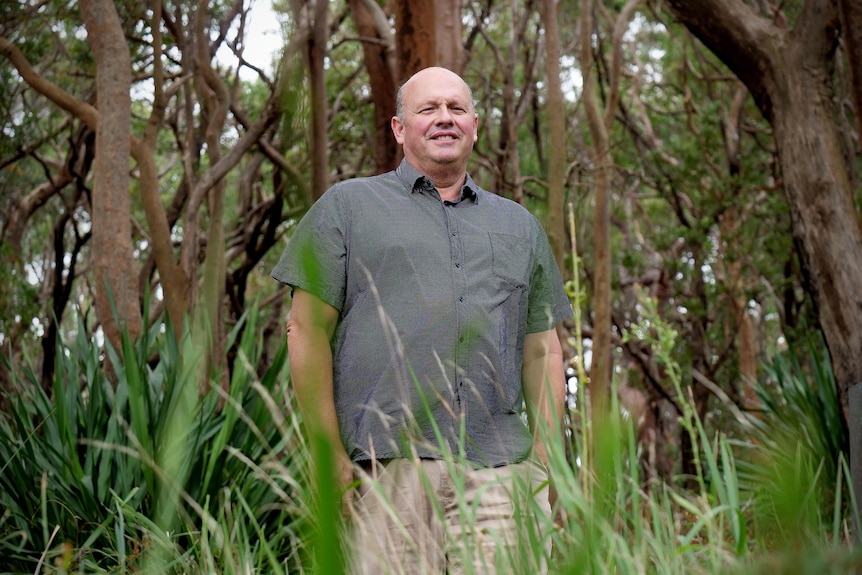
left=525, top=215, right=574, bottom=333
left=270, top=185, right=348, bottom=311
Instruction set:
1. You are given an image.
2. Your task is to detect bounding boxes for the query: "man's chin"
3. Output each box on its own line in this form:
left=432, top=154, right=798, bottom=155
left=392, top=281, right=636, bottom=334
left=428, top=151, right=465, bottom=164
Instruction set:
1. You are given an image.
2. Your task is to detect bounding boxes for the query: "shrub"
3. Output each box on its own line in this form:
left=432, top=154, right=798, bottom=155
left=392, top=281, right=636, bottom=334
left=0, top=305, right=311, bottom=573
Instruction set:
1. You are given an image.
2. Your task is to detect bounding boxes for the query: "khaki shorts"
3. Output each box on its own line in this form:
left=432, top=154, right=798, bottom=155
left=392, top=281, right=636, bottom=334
left=349, top=457, right=551, bottom=575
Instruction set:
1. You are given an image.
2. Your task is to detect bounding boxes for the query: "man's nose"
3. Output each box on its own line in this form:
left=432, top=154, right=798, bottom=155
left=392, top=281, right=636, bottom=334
left=435, top=106, right=454, bottom=123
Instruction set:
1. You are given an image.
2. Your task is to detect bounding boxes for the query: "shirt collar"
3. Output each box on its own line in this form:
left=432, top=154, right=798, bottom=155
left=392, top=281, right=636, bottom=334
left=396, top=159, right=479, bottom=205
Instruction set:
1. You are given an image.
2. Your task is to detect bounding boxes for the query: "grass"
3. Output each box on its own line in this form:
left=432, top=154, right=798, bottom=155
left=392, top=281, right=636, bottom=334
left=0, top=303, right=312, bottom=573
left=0, top=287, right=858, bottom=572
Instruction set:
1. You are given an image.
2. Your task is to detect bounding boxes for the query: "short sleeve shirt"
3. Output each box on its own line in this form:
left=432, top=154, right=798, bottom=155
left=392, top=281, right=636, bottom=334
left=271, top=160, right=573, bottom=467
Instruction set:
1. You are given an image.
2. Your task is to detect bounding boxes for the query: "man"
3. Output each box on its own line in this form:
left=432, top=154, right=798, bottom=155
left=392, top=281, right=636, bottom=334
left=272, top=67, right=572, bottom=574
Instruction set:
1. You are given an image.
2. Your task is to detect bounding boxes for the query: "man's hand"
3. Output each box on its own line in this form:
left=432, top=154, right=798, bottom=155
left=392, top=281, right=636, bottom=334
left=335, top=449, right=356, bottom=518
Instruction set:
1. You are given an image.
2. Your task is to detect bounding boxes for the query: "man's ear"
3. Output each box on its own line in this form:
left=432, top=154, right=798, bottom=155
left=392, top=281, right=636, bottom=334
left=391, top=116, right=405, bottom=144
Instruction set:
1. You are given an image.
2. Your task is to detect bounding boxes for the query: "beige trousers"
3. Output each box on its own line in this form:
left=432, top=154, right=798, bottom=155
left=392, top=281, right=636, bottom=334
left=349, top=458, right=551, bottom=575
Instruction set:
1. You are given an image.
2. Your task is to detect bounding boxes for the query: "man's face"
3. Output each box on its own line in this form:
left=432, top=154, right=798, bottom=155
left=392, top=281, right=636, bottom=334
left=392, top=68, right=479, bottom=174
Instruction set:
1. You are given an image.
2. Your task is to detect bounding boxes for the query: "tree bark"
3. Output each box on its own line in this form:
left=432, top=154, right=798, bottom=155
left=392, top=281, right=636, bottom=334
left=192, top=0, right=233, bottom=390
left=133, top=0, right=189, bottom=341
left=347, top=0, right=399, bottom=174
left=541, top=0, right=567, bottom=272
left=662, top=0, right=862, bottom=425
left=309, top=0, right=329, bottom=199
left=719, top=83, right=759, bottom=410
left=838, top=0, right=862, bottom=142
left=580, top=0, right=613, bottom=412
left=434, top=0, right=465, bottom=73
left=394, top=0, right=464, bottom=81
left=79, top=0, right=142, bottom=349
left=0, top=37, right=99, bottom=130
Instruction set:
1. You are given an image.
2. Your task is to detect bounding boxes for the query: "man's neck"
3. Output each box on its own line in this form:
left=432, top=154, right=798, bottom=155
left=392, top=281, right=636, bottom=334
left=435, top=181, right=464, bottom=202
left=423, top=167, right=466, bottom=202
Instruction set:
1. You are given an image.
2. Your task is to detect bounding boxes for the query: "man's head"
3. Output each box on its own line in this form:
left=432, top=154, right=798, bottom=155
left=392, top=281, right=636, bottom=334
left=391, top=67, right=479, bottom=182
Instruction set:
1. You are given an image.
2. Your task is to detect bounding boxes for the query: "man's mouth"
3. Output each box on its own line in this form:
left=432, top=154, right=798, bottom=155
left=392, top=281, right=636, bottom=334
left=432, top=135, right=457, bottom=141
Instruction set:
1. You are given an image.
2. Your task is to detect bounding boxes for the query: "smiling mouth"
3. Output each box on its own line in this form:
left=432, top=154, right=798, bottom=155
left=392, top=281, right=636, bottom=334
left=432, top=135, right=457, bottom=141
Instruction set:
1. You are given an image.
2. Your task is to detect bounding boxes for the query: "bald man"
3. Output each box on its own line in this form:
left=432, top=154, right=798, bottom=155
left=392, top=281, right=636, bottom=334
left=272, top=67, right=572, bottom=574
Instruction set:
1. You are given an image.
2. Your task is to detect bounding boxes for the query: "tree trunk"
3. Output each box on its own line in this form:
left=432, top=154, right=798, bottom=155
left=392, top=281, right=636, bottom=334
left=496, top=0, right=524, bottom=204
left=719, top=83, right=759, bottom=410
left=838, top=0, right=862, bottom=142
left=434, top=0, right=465, bottom=73
left=580, top=0, right=612, bottom=414
left=309, top=0, right=329, bottom=199
left=79, top=0, right=142, bottom=350
left=394, top=0, right=464, bottom=82
left=193, top=0, right=232, bottom=392
left=541, top=0, right=566, bottom=272
left=662, top=0, right=862, bottom=430
left=133, top=0, right=189, bottom=341
left=773, top=50, right=862, bottom=421
left=581, top=0, right=639, bottom=411
left=41, top=191, right=87, bottom=391
left=395, top=0, right=434, bottom=83
left=347, top=0, right=399, bottom=174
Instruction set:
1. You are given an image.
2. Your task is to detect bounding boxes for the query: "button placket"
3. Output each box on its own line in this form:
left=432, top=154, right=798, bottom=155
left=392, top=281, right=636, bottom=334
left=445, top=203, right=467, bottom=415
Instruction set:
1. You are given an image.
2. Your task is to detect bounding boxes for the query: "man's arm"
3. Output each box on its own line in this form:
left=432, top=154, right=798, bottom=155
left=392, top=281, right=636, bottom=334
left=522, top=328, right=567, bottom=468
left=287, top=288, right=354, bottom=505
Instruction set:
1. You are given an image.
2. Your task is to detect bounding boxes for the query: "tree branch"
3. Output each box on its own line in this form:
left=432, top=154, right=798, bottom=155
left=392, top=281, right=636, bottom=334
left=0, top=36, right=99, bottom=130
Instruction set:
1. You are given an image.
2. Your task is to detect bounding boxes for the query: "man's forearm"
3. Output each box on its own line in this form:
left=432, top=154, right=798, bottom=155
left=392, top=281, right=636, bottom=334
left=522, top=329, right=566, bottom=465
left=286, top=289, right=347, bottom=462
left=288, top=325, right=342, bottom=452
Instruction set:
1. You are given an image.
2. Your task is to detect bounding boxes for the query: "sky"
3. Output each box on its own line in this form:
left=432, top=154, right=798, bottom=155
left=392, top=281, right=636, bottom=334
left=222, top=0, right=283, bottom=80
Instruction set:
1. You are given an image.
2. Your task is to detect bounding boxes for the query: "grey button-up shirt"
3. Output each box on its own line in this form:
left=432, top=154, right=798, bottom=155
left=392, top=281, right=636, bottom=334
left=272, top=160, right=572, bottom=467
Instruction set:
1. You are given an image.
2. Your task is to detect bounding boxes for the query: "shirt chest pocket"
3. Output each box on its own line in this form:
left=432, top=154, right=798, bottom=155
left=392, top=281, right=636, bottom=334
left=489, top=232, right=531, bottom=289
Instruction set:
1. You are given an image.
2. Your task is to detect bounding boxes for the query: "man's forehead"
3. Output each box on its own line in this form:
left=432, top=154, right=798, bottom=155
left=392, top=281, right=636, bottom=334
left=405, top=70, right=468, bottom=93
left=411, top=93, right=471, bottom=106
left=405, top=83, right=472, bottom=108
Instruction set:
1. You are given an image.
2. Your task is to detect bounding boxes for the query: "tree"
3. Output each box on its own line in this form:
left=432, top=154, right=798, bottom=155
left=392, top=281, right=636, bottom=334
left=394, top=0, right=465, bottom=82
left=659, top=0, right=861, bottom=438
left=292, top=0, right=330, bottom=200
left=77, top=0, right=142, bottom=353
left=573, top=3, right=794, bottom=482
left=1, top=1, right=284, bottom=389
left=578, top=0, right=639, bottom=414
left=540, top=0, right=566, bottom=271
left=347, top=0, right=399, bottom=174
left=1, top=0, right=852, bottom=497
left=839, top=0, right=862, bottom=143
left=3, top=1, right=142, bottom=356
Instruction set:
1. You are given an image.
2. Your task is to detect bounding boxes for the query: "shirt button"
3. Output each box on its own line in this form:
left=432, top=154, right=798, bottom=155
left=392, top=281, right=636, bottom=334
left=459, top=296, right=464, bottom=302
left=455, top=263, right=460, bottom=268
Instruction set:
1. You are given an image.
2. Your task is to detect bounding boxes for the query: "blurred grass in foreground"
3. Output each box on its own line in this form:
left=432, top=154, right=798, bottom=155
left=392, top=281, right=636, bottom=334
left=0, top=292, right=859, bottom=573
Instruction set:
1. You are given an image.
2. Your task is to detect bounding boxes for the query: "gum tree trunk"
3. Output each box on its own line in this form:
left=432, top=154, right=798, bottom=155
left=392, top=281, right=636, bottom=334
left=79, top=0, right=142, bottom=349
left=347, top=0, right=399, bottom=174
left=394, top=0, right=465, bottom=82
